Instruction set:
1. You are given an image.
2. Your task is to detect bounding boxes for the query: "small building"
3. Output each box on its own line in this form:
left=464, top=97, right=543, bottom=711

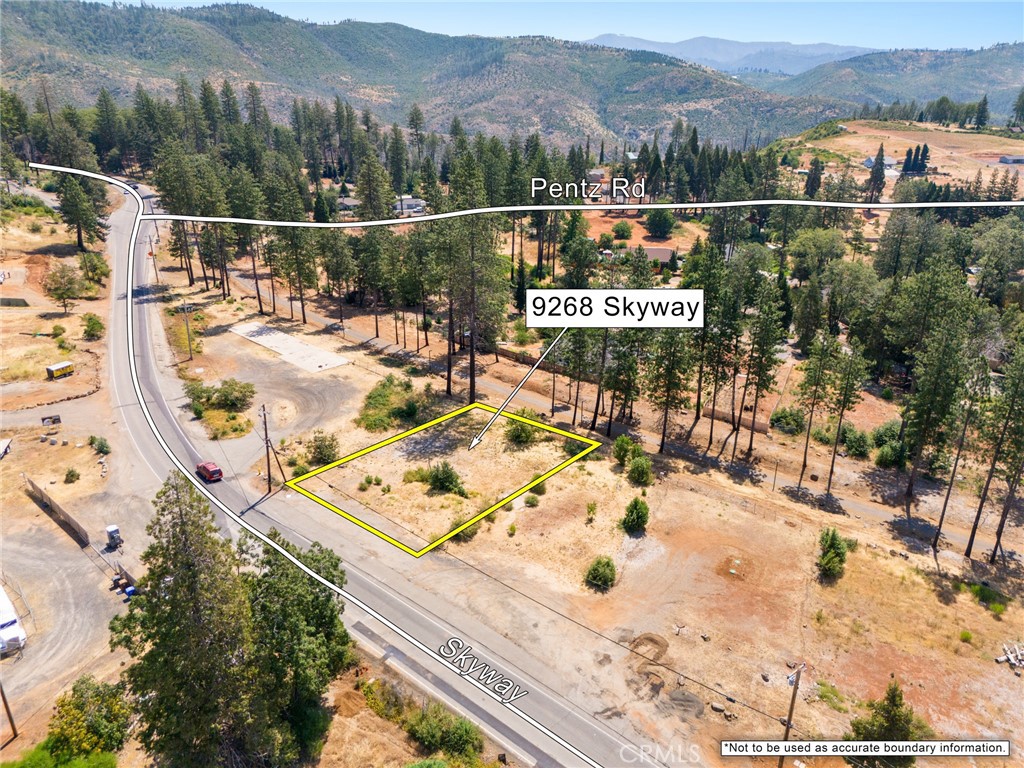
left=392, top=196, right=427, bottom=213
left=338, top=196, right=360, bottom=211
left=45, top=361, right=74, bottom=380
left=999, top=155, right=1024, bottom=164
left=586, top=169, right=604, bottom=183
left=644, top=247, right=676, bottom=266
left=863, top=155, right=897, bottom=170
left=625, top=151, right=639, bottom=162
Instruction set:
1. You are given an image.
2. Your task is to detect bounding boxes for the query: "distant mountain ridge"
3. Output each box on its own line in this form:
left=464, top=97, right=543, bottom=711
left=1, top=1, right=852, bottom=147
left=765, top=45, right=1024, bottom=115
left=586, top=34, right=879, bottom=74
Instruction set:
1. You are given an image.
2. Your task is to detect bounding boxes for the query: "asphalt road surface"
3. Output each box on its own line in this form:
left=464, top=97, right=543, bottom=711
left=100, top=183, right=675, bottom=768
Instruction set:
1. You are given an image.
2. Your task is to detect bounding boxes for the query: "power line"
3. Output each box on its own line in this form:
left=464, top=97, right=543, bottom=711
left=307, top=470, right=824, bottom=736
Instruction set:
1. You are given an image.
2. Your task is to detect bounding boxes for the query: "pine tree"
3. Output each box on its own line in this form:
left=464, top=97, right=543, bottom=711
left=866, top=143, right=887, bottom=203
left=645, top=328, right=695, bottom=452
left=975, top=94, right=989, bottom=128
left=966, top=332, right=1024, bottom=558
left=825, top=342, right=869, bottom=495
left=903, top=303, right=972, bottom=500
left=744, top=280, right=786, bottom=454
left=57, top=176, right=106, bottom=250
left=514, top=254, right=527, bottom=313
left=804, top=157, right=823, bottom=197
left=844, top=681, right=933, bottom=767
left=796, top=332, right=838, bottom=487
left=109, top=472, right=255, bottom=767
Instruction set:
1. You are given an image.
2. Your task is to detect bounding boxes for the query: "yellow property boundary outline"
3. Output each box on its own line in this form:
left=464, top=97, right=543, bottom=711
left=286, top=402, right=602, bottom=558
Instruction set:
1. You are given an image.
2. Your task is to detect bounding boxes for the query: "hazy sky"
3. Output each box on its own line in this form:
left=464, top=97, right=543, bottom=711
left=121, top=1, right=1022, bottom=49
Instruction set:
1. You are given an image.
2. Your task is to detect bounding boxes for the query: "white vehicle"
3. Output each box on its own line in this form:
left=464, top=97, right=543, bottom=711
left=0, top=586, right=27, bottom=654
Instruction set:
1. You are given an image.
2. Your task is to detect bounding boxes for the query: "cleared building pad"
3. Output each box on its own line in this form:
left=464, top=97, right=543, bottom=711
left=230, top=322, right=349, bottom=373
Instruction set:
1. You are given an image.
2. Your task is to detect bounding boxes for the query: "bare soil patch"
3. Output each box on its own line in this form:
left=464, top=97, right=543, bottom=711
left=300, top=407, right=591, bottom=548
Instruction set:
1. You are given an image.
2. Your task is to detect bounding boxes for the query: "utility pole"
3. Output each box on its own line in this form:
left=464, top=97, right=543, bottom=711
left=181, top=301, right=193, bottom=361
left=261, top=405, right=272, bottom=494
left=257, top=404, right=286, bottom=495
left=551, top=369, right=556, bottom=415
left=0, top=680, right=16, bottom=742
left=149, top=235, right=159, bottom=284
left=778, top=663, right=805, bottom=768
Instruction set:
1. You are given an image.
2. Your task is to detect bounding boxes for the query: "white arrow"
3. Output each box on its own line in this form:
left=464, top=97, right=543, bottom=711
left=469, top=327, right=569, bottom=450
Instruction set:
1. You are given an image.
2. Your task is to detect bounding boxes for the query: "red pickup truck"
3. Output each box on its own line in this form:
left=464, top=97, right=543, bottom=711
left=196, top=461, right=223, bottom=482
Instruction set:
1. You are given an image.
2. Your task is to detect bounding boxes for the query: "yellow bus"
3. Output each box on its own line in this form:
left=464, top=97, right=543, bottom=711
left=45, top=361, right=74, bottom=380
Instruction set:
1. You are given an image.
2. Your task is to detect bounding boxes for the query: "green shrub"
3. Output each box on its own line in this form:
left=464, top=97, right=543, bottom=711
left=52, top=324, right=66, bottom=338
left=844, top=428, right=871, bottom=458
left=586, top=501, right=597, bottom=524
left=872, top=419, right=902, bottom=448
left=811, top=424, right=834, bottom=444
left=428, top=461, right=468, bottom=497
left=817, top=527, right=848, bottom=579
left=530, top=474, right=547, bottom=495
left=959, top=630, right=973, bottom=643
left=451, top=516, right=480, bottom=542
left=507, top=524, right=516, bottom=537
left=64, top=467, right=80, bottom=484
left=627, top=456, right=654, bottom=486
left=92, top=437, right=111, bottom=455
left=291, top=464, right=309, bottom=478
left=585, top=556, right=616, bottom=591
left=874, top=441, right=906, bottom=470
left=880, top=386, right=894, bottom=401
left=612, top=221, right=632, bottom=240
left=46, top=675, right=129, bottom=763
left=373, top=476, right=382, bottom=486
left=27, top=220, right=43, bottom=233
left=613, top=435, right=635, bottom=466
left=524, top=494, right=540, bottom=508
left=306, top=429, right=340, bottom=465
left=357, top=481, right=369, bottom=491
left=78, top=251, right=111, bottom=283
left=406, top=702, right=482, bottom=758
left=212, top=378, right=256, bottom=411
left=564, top=437, right=593, bottom=458
left=991, top=603, right=1006, bottom=617
left=403, top=467, right=430, bottom=483
left=621, top=497, right=649, bottom=534
left=504, top=408, right=540, bottom=446
left=771, top=406, right=805, bottom=435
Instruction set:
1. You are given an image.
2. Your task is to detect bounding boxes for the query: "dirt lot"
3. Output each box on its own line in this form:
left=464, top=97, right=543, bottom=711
left=0, top=430, right=127, bottom=757
left=802, top=120, right=1024, bottom=192
left=135, top=204, right=1024, bottom=764
left=0, top=212, right=111, bottom=410
left=302, top=406, right=593, bottom=547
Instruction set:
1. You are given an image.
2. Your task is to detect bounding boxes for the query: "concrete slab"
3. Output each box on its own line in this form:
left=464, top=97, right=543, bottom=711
left=230, top=322, right=349, bottom=373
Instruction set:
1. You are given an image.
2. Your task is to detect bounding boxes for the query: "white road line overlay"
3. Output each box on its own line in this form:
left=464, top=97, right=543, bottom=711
left=30, top=163, right=1022, bottom=232
left=32, top=162, right=619, bottom=768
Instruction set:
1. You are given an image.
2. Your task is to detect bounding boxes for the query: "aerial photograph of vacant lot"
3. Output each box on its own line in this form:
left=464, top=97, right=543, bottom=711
left=3, top=2, right=1023, bottom=767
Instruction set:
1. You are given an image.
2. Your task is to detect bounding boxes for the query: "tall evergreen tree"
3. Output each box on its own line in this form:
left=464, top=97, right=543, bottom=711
left=866, top=143, right=887, bottom=203
left=796, top=332, right=839, bottom=487
left=645, top=328, right=695, bottom=452
left=109, top=472, right=255, bottom=768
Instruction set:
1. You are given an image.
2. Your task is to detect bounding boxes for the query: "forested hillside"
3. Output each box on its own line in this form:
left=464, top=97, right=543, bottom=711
left=3, top=72, right=1021, bottom=572
left=767, top=45, right=1024, bottom=116
left=2, top=0, right=852, bottom=146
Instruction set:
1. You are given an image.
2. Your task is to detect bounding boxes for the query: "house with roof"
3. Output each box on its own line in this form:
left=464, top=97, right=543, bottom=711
left=863, top=155, right=897, bottom=170
left=999, top=155, right=1024, bottom=164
